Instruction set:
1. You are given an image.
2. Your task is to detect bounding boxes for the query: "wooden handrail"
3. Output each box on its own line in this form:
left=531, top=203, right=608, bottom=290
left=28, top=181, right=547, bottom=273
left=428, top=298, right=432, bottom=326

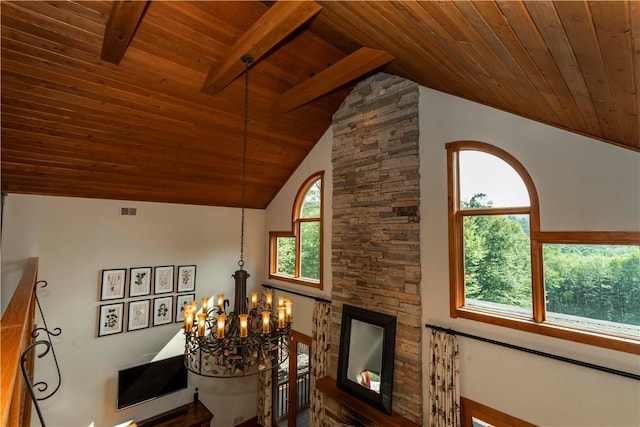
left=1, top=257, right=39, bottom=427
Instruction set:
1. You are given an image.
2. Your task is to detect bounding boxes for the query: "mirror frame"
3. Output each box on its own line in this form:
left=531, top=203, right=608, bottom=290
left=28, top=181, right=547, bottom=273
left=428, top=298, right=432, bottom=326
left=336, top=304, right=396, bottom=414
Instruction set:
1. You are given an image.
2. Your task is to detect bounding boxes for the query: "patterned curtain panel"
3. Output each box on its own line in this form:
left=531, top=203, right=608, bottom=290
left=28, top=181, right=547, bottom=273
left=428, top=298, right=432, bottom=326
left=309, top=300, right=331, bottom=427
left=429, top=330, right=461, bottom=427
left=257, top=289, right=273, bottom=427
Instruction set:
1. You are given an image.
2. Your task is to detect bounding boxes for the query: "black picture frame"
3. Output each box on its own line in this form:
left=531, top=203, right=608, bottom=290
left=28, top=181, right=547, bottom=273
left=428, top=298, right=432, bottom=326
left=336, top=304, right=396, bottom=415
left=154, top=265, right=174, bottom=294
left=153, top=296, right=174, bottom=326
left=129, top=267, right=152, bottom=297
left=127, top=299, right=150, bottom=332
left=100, top=268, right=126, bottom=301
left=176, top=265, right=196, bottom=292
left=98, top=302, right=124, bottom=337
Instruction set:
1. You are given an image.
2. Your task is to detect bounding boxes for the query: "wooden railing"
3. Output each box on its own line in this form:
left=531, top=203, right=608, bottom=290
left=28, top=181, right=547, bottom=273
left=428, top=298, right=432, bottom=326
left=1, top=258, right=39, bottom=427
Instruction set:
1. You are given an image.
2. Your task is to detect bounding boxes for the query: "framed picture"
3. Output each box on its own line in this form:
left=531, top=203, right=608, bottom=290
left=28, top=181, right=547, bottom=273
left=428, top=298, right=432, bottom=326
left=98, top=303, right=124, bottom=337
left=154, top=265, right=174, bottom=294
left=127, top=299, right=150, bottom=331
left=100, top=268, right=126, bottom=301
left=177, top=265, right=196, bottom=292
left=176, top=293, right=195, bottom=323
left=129, top=267, right=152, bottom=297
left=153, top=296, right=173, bottom=326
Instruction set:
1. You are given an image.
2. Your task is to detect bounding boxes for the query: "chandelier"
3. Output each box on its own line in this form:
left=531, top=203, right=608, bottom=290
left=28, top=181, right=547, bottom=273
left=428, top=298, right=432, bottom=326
left=183, top=55, right=291, bottom=377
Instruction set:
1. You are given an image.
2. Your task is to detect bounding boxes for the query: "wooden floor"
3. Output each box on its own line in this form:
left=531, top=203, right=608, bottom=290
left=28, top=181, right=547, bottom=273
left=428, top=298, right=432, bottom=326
left=277, top=408, right=309, bottom=427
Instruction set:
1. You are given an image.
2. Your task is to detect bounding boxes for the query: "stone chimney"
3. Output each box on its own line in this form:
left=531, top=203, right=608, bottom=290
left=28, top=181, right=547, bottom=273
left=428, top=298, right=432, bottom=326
left=329, top=73, right=422, bottom=424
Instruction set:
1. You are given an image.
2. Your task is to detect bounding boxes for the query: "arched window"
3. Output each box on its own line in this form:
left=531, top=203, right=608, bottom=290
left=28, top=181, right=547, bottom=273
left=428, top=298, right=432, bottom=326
left=269, top=172, right=323, bottom=289
left=447, top=141, right=639, bottom=354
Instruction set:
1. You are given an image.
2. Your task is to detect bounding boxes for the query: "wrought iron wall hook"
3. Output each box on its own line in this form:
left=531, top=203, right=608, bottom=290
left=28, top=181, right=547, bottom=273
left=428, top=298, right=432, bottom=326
left=21, top=340, right=52, bottom=427
left=29, top=280, right=63, bottom=400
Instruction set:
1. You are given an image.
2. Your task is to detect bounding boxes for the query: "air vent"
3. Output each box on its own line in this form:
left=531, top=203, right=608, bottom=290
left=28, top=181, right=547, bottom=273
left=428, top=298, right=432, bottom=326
left=120, top=207, right=137, bottom=216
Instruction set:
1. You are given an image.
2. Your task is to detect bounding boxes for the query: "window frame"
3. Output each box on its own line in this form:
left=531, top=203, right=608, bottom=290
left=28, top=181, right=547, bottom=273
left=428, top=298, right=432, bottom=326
left=269, top=171, right=323, bottom=289
left=460, top=396, right=536, bottom=427
left=447, top=141, right=640, bottom=354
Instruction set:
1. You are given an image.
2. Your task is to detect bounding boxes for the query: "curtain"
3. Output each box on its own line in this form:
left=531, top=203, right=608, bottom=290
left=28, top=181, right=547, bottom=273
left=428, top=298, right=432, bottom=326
left=309, top=300, right=331, bottom=427
left=429, top=330, right=460, bottom=427
left=257, top=289, right=274, bottom=427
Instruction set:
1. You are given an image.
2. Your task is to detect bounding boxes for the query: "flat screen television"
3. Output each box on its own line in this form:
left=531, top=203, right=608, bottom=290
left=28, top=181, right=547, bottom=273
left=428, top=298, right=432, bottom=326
left=117, top=355, right=188, bottom=411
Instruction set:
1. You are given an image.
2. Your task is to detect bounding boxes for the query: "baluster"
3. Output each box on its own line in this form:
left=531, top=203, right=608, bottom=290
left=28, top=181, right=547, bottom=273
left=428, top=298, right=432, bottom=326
left=30, top=280, right=63, bottom=400
left=21, top=340, right=52, bottom=427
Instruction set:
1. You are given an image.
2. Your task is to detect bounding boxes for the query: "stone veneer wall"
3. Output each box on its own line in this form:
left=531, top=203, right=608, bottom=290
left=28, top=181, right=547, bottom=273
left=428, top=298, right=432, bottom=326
left=329, top=73, right=422, bottom=424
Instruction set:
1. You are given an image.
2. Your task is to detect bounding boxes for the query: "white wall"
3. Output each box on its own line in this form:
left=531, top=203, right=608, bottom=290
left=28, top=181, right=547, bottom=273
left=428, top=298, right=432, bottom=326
left=1, top=195, right=265, bottom=427
left=418, top=87, right=640, bottom=426
left=263, top=128, right=333, bottom=338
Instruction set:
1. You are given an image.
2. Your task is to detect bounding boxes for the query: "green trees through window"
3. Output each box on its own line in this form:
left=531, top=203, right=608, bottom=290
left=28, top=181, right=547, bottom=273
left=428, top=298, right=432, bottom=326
left=276, top=236, right=295, bottom=276
left=299, top=179, right=321, bottom=280
left=300, top=221, right=320, bottom=279
left=462, top=195, right=532, bottom=311
left=544, top=244, right=640, bottom=329
left=270, top=172, right=323, bottom=288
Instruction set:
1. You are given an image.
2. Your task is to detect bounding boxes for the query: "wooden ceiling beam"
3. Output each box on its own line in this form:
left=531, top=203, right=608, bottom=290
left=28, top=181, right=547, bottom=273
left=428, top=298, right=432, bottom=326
left=273, top=47, right=394, bottom=113
left=201, top=1, right=322, bottom=94
left=100, top=0, right=149, bottom=65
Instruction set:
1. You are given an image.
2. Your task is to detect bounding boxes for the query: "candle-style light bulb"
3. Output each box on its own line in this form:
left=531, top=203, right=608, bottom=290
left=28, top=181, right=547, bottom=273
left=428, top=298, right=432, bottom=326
left=216, top=315, right=226, bottom=339
left=278, top=295, right=285, bottom=307
left=190, top=302, right=198, bottom=317
left=262, top=311, right=271, bottom=334
left=250, top=292, right=258, bottom=309
left=239, top=314, right=249, bottom=338
left=201, top=297, right=209, bottom=314
left=266, top=292, right=273, bottom=309
left=277, top=306, right=286, bottom=329
left=217, top=294, right=225, bottom=310
left=197, top=313, right=206, bottom=336
left=185, top=310, right=194, bottom=332
left=285, top=299, right=293, bottom=323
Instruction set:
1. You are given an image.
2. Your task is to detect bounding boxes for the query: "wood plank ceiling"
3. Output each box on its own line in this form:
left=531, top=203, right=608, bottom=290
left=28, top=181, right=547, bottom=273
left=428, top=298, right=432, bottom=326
left=1, top=1, right=638, bottom=208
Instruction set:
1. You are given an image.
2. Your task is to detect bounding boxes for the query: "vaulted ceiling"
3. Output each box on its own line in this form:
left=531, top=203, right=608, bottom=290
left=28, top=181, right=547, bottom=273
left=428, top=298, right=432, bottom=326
left=2, top=1, right=638, bottom=208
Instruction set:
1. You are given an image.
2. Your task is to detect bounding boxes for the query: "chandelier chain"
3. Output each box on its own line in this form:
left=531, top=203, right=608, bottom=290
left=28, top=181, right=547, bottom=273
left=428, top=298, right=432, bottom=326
left=239, top=56, right=252, bottom=268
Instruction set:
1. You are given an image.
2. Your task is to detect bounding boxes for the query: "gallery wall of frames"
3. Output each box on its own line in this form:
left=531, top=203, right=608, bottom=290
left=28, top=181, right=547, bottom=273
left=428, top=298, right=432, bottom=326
left=97, top=265, right=197, bottom=337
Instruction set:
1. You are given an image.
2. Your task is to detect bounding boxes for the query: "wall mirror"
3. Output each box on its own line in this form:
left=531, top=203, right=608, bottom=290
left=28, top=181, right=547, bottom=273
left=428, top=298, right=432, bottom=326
left=337, top=304, right=396, bottom=414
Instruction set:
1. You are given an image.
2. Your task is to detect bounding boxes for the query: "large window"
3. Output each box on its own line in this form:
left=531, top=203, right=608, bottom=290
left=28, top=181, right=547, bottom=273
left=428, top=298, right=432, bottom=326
left=269, top=172, right=323, bottom=289
left=447, top=141, right=639, bottom=353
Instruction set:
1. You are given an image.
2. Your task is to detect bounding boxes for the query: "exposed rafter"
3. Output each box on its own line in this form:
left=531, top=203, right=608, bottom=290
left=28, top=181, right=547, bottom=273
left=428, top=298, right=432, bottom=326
left=273, top=47, right=394, bottom=113
left=201, top=1, right=322, bottom=95
left=100, top=0, right=149, bottom=65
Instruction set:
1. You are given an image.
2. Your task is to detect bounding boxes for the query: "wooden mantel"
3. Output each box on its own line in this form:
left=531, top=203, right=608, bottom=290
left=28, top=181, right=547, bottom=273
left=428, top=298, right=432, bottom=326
left=316, top=376, right=420, bottom=427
